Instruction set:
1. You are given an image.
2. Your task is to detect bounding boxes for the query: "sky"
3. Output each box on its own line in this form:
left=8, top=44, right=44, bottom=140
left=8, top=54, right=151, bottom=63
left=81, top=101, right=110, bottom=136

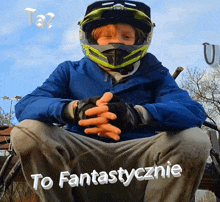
left=0, top=0, right=220, bottom=125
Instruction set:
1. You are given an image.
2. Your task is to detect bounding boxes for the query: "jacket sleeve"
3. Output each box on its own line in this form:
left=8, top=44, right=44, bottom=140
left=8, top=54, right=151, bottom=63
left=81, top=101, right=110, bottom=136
left=141, top=68, right=207, bottom=131
left=15, top=62, right=74, bottom=124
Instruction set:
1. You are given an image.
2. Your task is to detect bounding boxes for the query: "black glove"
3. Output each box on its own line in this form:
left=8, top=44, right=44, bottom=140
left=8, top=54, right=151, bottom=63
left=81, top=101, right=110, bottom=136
left=107, top=95, right=142, bottom=132
left=73, top=96, right=101, bottom=121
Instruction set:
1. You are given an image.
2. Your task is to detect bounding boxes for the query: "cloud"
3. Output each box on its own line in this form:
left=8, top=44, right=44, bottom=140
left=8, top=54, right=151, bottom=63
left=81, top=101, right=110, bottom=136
left=148, top=0, right=220, bottom=73
left=8, top=46, right=81, bottom=70
left=59, top=14, right=85, bottom=53
left=59, top=26, right=81, bottom=52
left=152, top=0, right=220, bottom=39
left=0, top=0, right=43, bottom=37
left=0, top=11, right=25, bottom=37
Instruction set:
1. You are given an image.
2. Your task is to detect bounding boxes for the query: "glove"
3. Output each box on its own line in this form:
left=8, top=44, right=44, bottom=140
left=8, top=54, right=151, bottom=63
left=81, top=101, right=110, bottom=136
left=77, top=92, right=122, bottom=141
left=73, top=96, right=101, bottom=122
left=107, top=95, right=142, bottom=132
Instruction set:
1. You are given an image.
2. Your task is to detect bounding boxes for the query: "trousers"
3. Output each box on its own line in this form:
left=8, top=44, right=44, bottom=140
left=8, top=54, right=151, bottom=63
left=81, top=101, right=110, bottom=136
left=11, top=119, right=211, bottom=202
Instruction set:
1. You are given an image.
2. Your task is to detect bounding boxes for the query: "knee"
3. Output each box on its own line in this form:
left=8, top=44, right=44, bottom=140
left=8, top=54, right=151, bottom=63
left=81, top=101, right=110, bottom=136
left=177, top=127, right=212, bottom=164
left=11, top=119, right=50, bottom=154
left=179, top=127, right=211, bottom=152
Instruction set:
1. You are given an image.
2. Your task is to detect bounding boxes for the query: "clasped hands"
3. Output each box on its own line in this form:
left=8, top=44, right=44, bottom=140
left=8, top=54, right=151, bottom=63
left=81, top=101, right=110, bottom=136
left=78, top=92, right=121, bottom=141
left=73, top=92, right=140, bottom=141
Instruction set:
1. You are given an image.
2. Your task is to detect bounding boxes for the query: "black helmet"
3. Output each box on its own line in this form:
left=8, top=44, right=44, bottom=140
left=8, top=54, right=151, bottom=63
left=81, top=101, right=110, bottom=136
left=78, top=0, right=155, bottom=70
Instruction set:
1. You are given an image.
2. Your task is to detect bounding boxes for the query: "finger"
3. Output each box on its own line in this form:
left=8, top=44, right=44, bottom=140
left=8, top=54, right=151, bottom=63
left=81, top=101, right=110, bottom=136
left=98, top=132, right=120, bottom=141
left=96, top=92, right=113, bottom=106
left=98, top=112, right=116, bottom=120
left=84, top=124, right=121, bottom=134
left=85, top=127, right=121, bottom=135
left=98, top=123, right=121, bottom=134
left=85, top=106, right=109, bottom=116
left=78, top=117, right=108, bottom=126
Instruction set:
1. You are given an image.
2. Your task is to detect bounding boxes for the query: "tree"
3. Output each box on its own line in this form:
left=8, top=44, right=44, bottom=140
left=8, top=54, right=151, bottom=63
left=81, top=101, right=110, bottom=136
left=180, top=67, right=220, bottom=126
left=0, top=107, right=13, bottom=126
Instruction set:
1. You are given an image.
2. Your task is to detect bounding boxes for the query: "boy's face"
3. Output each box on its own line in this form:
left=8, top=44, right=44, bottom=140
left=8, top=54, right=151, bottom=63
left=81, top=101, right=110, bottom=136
left=96, top=24, right=136, bottom=45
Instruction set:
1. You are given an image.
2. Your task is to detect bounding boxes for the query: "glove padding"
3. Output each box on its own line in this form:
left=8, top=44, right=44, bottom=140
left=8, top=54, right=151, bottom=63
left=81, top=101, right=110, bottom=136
left=107, top=95, right=141, bottom=132
left=74, top=96, right=101, bottom=121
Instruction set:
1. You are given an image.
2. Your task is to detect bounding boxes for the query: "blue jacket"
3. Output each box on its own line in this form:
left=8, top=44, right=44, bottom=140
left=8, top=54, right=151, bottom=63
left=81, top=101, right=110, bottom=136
left=15, top=53, right=206, bottom=142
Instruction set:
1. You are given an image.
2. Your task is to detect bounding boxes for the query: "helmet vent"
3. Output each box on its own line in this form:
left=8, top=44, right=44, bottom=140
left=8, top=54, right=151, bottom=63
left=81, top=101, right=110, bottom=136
left=124, top=2, right=137, bottom=7
left=102, top=2, right=114, bottom=6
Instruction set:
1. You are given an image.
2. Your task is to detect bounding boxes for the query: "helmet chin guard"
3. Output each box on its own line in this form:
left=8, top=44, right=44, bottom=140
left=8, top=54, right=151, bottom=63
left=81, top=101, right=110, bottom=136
left=78, top=0, right=155, bottom=70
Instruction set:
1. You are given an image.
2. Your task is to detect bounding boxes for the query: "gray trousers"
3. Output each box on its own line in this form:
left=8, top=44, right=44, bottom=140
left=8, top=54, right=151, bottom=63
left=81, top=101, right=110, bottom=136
left=11, top=120, right=211, bottom=202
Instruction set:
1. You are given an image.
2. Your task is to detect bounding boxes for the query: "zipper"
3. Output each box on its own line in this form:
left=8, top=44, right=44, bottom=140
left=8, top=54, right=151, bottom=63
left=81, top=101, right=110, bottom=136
left=104, top=73, right=108, bottom=82
left=104, top=72, right=114, bottom=87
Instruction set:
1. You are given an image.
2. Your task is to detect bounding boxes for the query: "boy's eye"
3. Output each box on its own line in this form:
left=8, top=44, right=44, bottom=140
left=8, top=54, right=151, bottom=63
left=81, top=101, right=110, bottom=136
left=124, top=35, right=131, bottom=39
left=123, top=35, right=134, bottom=40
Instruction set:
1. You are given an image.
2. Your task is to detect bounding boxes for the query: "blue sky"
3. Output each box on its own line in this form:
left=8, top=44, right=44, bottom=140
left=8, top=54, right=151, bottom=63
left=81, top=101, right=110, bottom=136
left=0, top=0, right=220, bottom=125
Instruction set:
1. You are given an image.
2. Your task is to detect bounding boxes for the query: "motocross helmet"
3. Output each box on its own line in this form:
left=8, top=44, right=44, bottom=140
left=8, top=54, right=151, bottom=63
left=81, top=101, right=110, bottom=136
left=78, top=0, right=155, bottom=71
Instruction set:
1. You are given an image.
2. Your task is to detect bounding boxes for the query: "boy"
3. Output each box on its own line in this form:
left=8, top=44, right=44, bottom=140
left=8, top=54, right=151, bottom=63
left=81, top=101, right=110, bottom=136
left=11, top=1, right=211, bottom=201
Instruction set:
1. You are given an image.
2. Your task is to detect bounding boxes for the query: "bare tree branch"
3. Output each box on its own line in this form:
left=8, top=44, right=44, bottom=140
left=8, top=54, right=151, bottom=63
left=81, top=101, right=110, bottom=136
left=180, top=67, right=220, bottom=125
